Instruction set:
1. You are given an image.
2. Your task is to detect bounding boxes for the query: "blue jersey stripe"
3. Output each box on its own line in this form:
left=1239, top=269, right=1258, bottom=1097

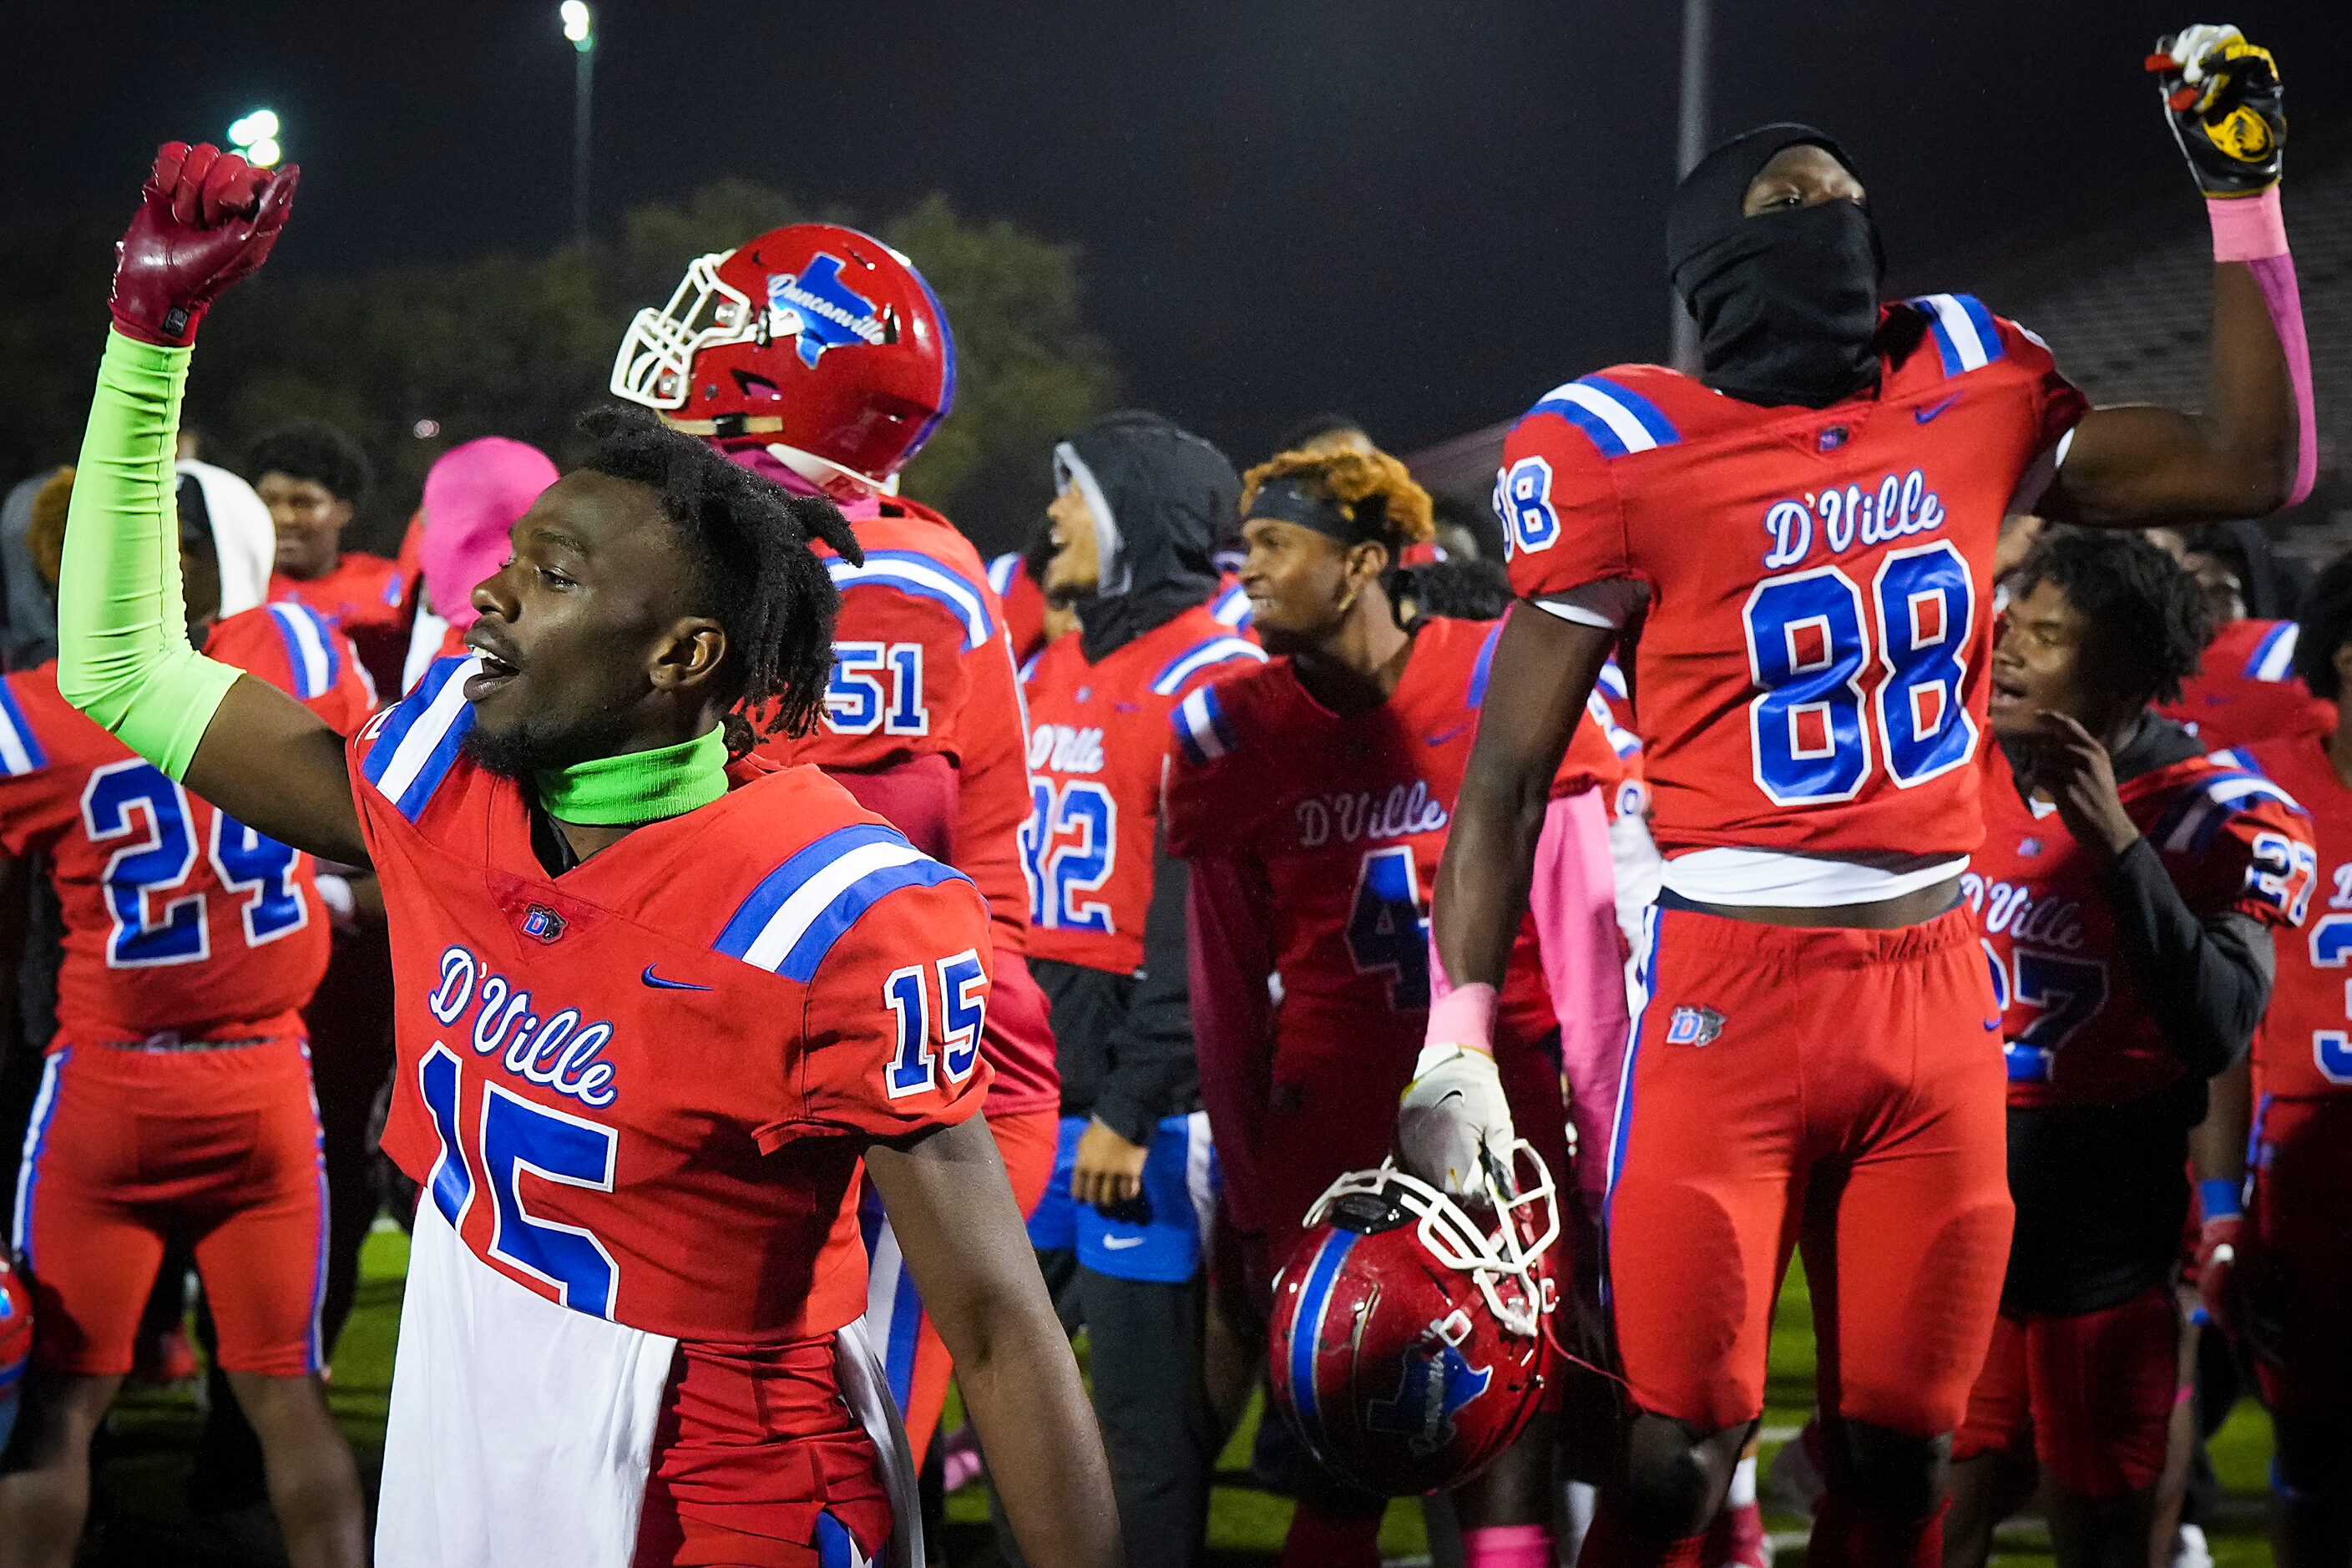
left=268, top=601, right=342, bottom=699
left=714, top=822, right=911, bottom=961
left=1468, top=622, right=1503, bottom=709
left=2245, top=622, right=2299, bottom=681
left=1530, top=375, right=1682, bottom=458
left=361, top=655, right=478, bottom=822
left=0, top=682, right=48, bottom=777
left=775, top=860, right=967, bottom=984
left=1151, top=635, right=1264, bottom=696
left=828, top=551, right=994, bottom=650
left=1909, top=293, right=2007, bottom=377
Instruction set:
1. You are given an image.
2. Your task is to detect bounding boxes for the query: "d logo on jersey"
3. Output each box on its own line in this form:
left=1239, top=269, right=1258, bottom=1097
left=1665, top=1005, right=1725, bottom=1046
left=767, top=255, right=888, bottom=369
left=520, top=905, right=567, bottom=943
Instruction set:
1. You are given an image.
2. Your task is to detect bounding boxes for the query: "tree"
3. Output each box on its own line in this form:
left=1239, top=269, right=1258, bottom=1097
left=0, top=184, right=1113, bottom=559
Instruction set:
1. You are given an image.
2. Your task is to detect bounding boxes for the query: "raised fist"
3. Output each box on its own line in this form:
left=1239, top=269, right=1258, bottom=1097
left=2147, top=25, right=2284, bottom=197
left=111, top=142, right=300, bottom=346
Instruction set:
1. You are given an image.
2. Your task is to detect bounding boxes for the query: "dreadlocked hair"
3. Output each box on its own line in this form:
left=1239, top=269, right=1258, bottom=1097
left=2009, top=524, right=2214, bottom=707
left=574, top=407, right=863, bottom=753
left=2294, top=549, right=2352, bottom=702
left=1239, top=447, right=1436, bottom=552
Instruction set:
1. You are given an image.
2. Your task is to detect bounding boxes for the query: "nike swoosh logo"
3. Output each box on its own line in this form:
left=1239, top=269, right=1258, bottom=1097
left=1100, top=1235, right=1146, bottom=1250
left=1915, top=395, right=1962, bottom=423
left=642, top=964, right=711, bottom=992
left=1426, top=722, right=1471, bottom=746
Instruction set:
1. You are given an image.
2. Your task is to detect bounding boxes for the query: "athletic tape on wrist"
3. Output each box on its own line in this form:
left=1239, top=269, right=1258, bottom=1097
left=1424, top=982, right=1497, bottom=1055
left=2208, top=187, right=2287, bottom=262
left=2199, top=1177, right=2243, bottom=1221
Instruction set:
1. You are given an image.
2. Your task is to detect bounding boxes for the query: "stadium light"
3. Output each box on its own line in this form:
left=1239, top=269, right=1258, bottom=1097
left=559, top=4, right=595, bottom=242
left=229, top=108, right=283, bottom=169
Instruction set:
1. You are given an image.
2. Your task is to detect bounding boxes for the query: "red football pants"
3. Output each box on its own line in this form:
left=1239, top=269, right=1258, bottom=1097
left=1953, top=1286, right=2180, bottom=1497
left=15, top=1038, right=328, bottom=1377
left=862, top=1106, right=1060, bottom=1465
left=2248, top=1094, right=2352, bottom=1418
left=1607, top=903, right=2012, bottom=1435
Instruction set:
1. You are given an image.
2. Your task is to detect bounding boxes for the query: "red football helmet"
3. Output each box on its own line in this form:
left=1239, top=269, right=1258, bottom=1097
left=1267, top=1142, right=1561, bottom=1496
left=610, top=223, right=955, bottom=498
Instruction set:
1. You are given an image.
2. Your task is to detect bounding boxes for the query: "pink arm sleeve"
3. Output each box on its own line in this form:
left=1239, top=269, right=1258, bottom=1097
left=2209, top=190, right=2316, bottom=507
left=1527, top=791, right=1631, bottom=1206
left=1186, top=854, right=1277, bottom=1235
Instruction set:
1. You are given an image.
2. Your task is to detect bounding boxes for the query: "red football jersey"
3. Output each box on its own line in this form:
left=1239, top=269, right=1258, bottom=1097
left=1503, top=295, right=2086, bottom=863
left=2236, top=734, right=2352, bottom=1098
left=1166, top=615, right=1599, bottom=1056
left=1022, top=604, right=1263, bottom=974
left=0, top=604, right=372, bottom=1046
left=271, top=550, right=407, bottom=633
left=1966, top=745, right=2313, bottom=1107
left=272, top=549, right=409, bottom=698
left=759, top=498, right=1057, bottom=1115
left=2157, top=618, right=2334, bottom=750
left=987, top=551, right=1051, bottom=671
left=356, top=657, right=994, bottom=1342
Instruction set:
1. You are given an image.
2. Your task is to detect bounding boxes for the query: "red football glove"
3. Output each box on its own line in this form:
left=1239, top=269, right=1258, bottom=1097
left=2194, top=1186, right=2247, bottom=1338
left=109, top=141, right=300, bottom=346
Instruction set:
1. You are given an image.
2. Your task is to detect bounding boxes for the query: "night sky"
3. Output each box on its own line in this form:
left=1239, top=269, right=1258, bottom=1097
left=13, top=1, right=2352, bottom=462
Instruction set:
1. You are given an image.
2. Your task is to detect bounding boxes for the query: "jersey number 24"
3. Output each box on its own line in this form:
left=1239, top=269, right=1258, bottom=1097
left=82, top=759, right=306, bottom=969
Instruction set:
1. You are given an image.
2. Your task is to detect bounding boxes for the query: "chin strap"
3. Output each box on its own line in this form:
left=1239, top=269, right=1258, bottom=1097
left=535, top=725, right=728, bottom=826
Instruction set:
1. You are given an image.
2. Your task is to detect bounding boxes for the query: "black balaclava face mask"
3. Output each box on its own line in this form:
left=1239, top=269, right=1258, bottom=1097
left=1667, top=123, right=1886, bottom=410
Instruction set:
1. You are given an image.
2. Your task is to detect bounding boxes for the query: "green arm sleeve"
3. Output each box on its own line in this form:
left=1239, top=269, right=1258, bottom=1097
left=58, top=330, right=244, bottom=780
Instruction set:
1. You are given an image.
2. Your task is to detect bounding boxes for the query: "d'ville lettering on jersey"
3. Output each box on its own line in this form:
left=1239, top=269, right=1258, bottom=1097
left=1960, top=875, right=2087, bottom=953
left=1029, top=724, right=1106, bottom=776
left=1761, top=468, right=1948, bottom=570
left=1295, top=781, right=1449, bottom=849
left=426, top=944, right=620, bottom=1108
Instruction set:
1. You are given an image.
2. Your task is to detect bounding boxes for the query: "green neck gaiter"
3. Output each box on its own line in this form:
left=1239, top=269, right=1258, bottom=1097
left=535, top=725, right=728, bottom=826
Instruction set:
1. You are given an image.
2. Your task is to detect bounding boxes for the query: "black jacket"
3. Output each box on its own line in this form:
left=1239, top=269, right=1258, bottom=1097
left=1037, top=412, right=1239, bottom=1143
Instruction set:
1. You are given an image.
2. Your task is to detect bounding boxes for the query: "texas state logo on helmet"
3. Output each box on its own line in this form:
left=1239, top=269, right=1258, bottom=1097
left=1267, top=1145, right=1560, bottom=1496
left=610, top=222, right=956, bottom=497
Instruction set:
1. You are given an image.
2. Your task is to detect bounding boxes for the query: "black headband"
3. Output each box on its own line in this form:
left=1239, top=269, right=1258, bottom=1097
left=1247, top=476, right=1389, bottom=547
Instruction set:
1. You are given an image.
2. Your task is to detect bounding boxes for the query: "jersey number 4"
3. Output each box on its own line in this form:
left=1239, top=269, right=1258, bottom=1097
left=81, top=759, right=306, bottom=969
left=1742, top=542, right=1976, bottom=807
left=1348, top=845, right=1430, bottom=1010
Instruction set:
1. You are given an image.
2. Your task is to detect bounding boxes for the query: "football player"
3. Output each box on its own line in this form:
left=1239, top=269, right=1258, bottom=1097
left=2203, top=551, right=2352, bottom=1565
left=250, top=419, right=410, bottom=694
left=1419, top=28, right=2310, bottom=1567
left=1167, top=443, right=1625, bottom=1568
left=1945, top=527, right=2310, bottom=1566
left=1019, top=408, right=1262, bottom=1567
left=0, top=467, right=374, bottom=1567
left=611, top=224, right=1063, bottom=1468
left=49, top=142, right=1119, bottom=1568
left=2152, top=522, right=2333, bottom=749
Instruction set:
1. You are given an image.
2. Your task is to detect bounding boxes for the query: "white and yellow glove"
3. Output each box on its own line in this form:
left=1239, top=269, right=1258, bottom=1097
left=1398, top=1042, right=1517, bottom=1201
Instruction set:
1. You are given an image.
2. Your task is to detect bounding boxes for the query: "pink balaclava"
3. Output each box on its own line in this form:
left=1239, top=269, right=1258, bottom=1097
left=418, top=437, right=560, bottom=627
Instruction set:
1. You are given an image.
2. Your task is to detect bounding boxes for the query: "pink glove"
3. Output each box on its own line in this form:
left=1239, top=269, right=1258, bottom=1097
left=110, top=141, right=300, bottom=346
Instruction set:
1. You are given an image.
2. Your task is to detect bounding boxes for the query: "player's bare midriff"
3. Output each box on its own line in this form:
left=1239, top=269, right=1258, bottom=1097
left=1681, top=873, right=1962, bottom=931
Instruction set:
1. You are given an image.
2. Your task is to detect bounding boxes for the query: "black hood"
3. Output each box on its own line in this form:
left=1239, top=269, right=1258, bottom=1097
left=1055, top=410, right=1237, bottom=661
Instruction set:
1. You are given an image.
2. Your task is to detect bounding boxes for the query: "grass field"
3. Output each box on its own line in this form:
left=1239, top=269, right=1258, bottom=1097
left=85, top=1228, right=2279, bottom=1565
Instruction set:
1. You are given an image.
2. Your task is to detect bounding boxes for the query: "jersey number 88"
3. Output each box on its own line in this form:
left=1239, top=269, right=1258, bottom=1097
left=1740, top=542, right=1977, bottom=806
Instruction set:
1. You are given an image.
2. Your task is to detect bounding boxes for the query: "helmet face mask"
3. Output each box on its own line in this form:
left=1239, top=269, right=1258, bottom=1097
left=1268, top=1141, right=1562, bottom=1497
left=609, top=224, right=957, bottom=498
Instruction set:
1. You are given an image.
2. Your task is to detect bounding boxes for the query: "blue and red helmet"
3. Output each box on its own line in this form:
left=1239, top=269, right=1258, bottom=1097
left=1267, top=1144, right=1560, bottom=1496
left=612, top=222, right=956, bottom=498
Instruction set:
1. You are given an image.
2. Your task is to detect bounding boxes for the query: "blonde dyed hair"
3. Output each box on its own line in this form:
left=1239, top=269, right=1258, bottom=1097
left=26, top=467, right=73, bottom=589
left=1239, top=446, right=1434, bottom=549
